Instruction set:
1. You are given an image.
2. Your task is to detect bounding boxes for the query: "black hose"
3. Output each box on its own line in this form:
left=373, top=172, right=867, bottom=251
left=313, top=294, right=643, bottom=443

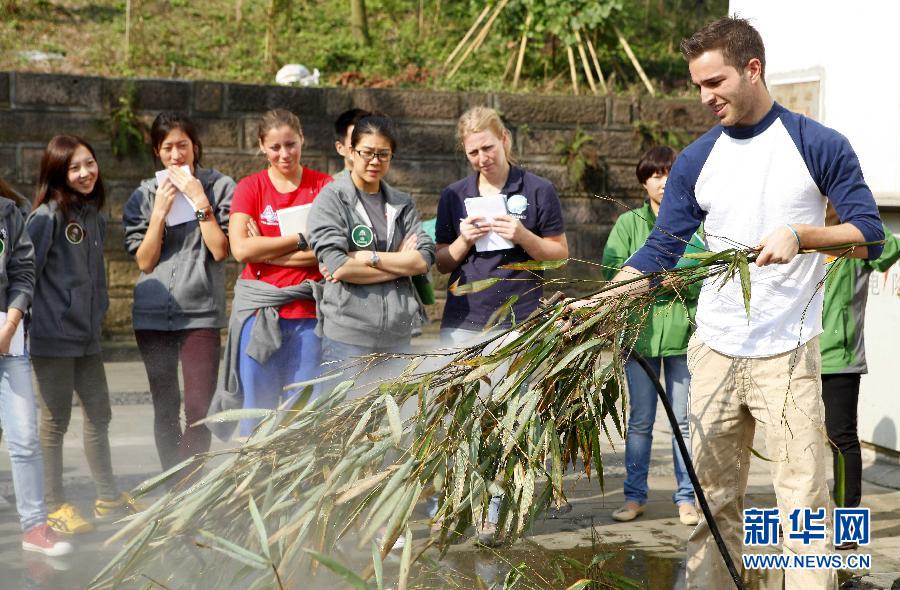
left=631, top=352, right=747, bottom=590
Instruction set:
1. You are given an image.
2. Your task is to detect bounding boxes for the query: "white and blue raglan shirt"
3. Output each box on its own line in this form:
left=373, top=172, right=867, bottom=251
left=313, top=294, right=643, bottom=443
left=627, top=103, right=884, bottom=358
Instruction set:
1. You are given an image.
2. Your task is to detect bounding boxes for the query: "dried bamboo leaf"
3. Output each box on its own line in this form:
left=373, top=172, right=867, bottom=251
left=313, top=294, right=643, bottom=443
left=248, top=496, right=270, bottom=560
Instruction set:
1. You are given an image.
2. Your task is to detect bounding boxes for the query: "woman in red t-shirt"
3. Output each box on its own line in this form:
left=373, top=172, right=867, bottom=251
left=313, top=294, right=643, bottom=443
left=228, top=109, right=332, bottom=437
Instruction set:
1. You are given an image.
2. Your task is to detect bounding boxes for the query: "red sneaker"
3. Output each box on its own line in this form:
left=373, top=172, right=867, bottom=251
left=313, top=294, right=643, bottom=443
left=22, top=523, right=74, bottom=557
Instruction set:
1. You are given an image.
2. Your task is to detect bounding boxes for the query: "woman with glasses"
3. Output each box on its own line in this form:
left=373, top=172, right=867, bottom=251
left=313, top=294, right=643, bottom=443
left=225, top=109, right=332, bottom=438
left=308, top=114, right=435, bottom=390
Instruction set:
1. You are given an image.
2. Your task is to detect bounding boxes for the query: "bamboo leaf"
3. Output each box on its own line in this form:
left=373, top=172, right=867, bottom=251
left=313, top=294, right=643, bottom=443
left=547, top=337, right=606, bottom=378
left=371, top=542, right=384, bottom=590
left=304, top=550, right=370, bottom=590
left=485, top=294, right=520, bottom=330
left=197, top=530, right=269, bottom=569
left=449, top=277, right=501, bottom=295
left=398, top=526, right=412, bottom=590
left=564, top=580, right=593, bottom=590
left=835, top=451, right=846, bottom=508
left=248, top=496, right=270, bottom=560
left=193, top=408, right=274, bottom=426
left=499, top=259, right=568, bottom=271
left=384, top=394, right=402, bottom=446
left=748, top=446, right=773, bottom=462
left=738, top=251, right=751, bottom=322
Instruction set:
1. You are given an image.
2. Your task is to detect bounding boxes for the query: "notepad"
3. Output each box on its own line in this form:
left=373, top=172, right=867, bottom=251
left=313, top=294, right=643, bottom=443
left=277, top=204, right=312, bottom=236
left=464, top=194, right=513, bottom=252
left=0, top=312, right=25, bottom=356
left=155, top=166, right=196, bottom=227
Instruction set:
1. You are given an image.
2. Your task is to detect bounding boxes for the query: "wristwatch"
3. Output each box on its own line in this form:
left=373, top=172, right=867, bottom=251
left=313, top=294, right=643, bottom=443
left=195, top=206, right=211, bottom=222
left=296, top=232, right=309, bottom=251
left=368, top=252, right=381, bottom=268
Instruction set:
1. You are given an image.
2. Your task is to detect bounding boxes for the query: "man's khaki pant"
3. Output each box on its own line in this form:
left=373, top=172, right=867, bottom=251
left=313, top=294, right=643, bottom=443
left=686, top=334, right=837, bottom=589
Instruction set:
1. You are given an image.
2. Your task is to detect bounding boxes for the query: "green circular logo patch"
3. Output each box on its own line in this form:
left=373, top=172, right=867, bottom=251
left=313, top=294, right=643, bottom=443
left=351, top=224, right=374, bottom=248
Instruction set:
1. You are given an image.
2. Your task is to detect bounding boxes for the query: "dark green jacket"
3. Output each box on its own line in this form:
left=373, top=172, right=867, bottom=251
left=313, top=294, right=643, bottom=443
left=821, top=225, right=899, bottom=374
left=601, top=202, right=704, bottom=357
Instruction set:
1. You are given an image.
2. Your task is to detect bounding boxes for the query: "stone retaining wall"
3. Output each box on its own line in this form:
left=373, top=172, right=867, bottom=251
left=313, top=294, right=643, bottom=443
left=0, top=71, right=713, bottom=341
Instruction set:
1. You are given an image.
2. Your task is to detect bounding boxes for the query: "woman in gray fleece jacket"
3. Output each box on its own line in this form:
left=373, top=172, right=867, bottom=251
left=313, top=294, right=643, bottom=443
left=123, top=112, right=234, bottom=473
left=26, top=136, right=141, bottom=536
left=308, top=115, right=435, bottom=382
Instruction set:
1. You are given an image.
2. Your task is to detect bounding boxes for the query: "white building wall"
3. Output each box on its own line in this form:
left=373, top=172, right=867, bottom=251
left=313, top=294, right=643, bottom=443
left=729, top=1, right=900, bottom=453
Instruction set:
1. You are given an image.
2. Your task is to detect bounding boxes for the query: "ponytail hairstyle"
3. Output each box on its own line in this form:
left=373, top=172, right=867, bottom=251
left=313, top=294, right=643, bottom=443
left=456, top=106, right=515, bottom=165
left=33, top=135, right=105, bottom=221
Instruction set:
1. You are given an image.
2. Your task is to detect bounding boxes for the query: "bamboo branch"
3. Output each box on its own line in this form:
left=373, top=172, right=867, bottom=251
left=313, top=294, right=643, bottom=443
left=444, top=4, right=490, bottom=67
left=566, top=44, right=579, bottom=95
left=512, top=12, right=532, bottom=90
left=447, top=0, right=509, bottom=80
left=586, top=37, right=608, bottom=94
left=615, top=26, right=655, bottom=96
left=573, top=28, right=598, bottom=96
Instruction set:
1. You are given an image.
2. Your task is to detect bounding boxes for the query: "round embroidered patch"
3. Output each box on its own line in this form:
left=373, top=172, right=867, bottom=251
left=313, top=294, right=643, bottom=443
left=65, top=222, right=85, bottom=245
left=506, top=194, right=528, bottom=215
left=351, top=224, right=374, bottom=248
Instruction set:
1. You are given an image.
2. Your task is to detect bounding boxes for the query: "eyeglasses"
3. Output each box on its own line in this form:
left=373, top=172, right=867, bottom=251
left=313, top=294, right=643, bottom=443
left=354, top=149, right=394, bottom=162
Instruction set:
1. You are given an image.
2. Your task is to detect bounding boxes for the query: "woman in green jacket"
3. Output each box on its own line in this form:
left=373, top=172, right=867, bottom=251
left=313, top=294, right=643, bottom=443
left=601, top=146, right=703, bottom=525
left=821, top=208, right=899, bottom=532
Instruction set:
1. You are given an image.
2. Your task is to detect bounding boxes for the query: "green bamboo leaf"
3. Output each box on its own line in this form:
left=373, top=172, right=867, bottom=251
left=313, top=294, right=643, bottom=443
left=248, top=496, right=270, bottom=560
left=499, top=259, right=568, bottom=271
left=738, top=251, right=751, bottom=322
left=449, top=277, right=501, bottom=295
left=485, top=294, right=520, bottom=330
left=834, top=454, right=846, bottom=506
left=384, top=394, right=402, bottom=447
left=547, top=338, right=606, bottom=378
left=564, top=580, right=593, bottom=590
left=304, top=550, right=370, bottom=590
left=371, top=542, right=384, bottom=590
left=398, top=526, right=413, bottom=590
left=748, top=446, right=773, bottom=462
left=602, top=571, right=646, bottom=590
left=197, top=530, right=269, bottom=569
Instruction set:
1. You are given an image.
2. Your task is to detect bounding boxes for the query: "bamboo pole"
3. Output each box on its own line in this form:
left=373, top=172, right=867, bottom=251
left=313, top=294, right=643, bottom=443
left=512, top=12, right=532, bottom=89
left=573, top=28, right=598, bottom=96
left=566, top=44, right=579, bottom=95
left=502, top=46, right=516, bottom=81
left=124, top=0, right=132, bottom=66
left=444, top=4, right=490, bottom=67
left=585, top=37, right=608, bottom=94
left=615, top=26, right=656, bottom=96
left=447, top=0, right=509, bottom=80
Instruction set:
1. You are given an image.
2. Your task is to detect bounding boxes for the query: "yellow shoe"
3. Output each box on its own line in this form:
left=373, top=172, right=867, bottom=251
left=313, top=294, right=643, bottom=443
left=48, top=503, right=95, bottom=535
left=94, top=492, right=147, bottom=519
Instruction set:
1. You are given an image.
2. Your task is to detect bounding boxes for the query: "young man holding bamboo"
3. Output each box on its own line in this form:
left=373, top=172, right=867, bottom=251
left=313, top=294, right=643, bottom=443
left=571, top=16, right=884, bottom=590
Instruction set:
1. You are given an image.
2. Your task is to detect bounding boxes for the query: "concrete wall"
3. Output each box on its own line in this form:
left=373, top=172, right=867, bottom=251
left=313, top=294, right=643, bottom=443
left=0, top=71, right=713, bottom=342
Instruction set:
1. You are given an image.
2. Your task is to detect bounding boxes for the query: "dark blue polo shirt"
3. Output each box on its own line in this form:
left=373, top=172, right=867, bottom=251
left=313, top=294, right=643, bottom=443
left=436, top=166, right=565, bottom=330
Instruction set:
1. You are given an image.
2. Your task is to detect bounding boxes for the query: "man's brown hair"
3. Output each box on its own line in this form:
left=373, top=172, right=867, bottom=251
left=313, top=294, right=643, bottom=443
left=680, top=16, right=766, bottom=82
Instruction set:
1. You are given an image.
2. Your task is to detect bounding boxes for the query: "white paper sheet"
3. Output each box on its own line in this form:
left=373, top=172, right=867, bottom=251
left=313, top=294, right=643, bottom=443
left=276, top=204, right=312, bottom=236
left=0, top=312, right=25, bottom=356
left=155, top=166, right=196, bottom=227
left=464, top=194, right=513, bottom=252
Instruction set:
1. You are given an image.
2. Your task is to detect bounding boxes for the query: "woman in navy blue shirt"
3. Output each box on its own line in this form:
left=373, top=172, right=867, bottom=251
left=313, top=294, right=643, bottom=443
left=433, top=106, right=568, bottom=544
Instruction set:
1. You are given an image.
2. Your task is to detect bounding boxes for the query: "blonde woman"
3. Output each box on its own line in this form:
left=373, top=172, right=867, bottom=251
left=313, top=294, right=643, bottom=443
left=433, top=107, right=568, bottom=545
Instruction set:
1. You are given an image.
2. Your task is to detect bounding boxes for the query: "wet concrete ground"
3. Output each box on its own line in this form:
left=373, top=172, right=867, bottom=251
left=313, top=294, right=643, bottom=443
left=1, top=359, right=899, bottom=589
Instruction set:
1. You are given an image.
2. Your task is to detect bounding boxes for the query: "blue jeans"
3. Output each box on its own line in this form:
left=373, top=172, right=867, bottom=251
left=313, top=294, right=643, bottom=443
left=623, top=354, right=694, bottom=506
left=238, top=316, right=321, bottom=437
left=320, top=336, right=410, bottom=394
left=0, top=355, right=46, bottom=531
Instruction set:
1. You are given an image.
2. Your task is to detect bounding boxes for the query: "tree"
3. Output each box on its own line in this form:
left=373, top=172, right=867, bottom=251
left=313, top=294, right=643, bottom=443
left=350, top=0, right=371, bottom=46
